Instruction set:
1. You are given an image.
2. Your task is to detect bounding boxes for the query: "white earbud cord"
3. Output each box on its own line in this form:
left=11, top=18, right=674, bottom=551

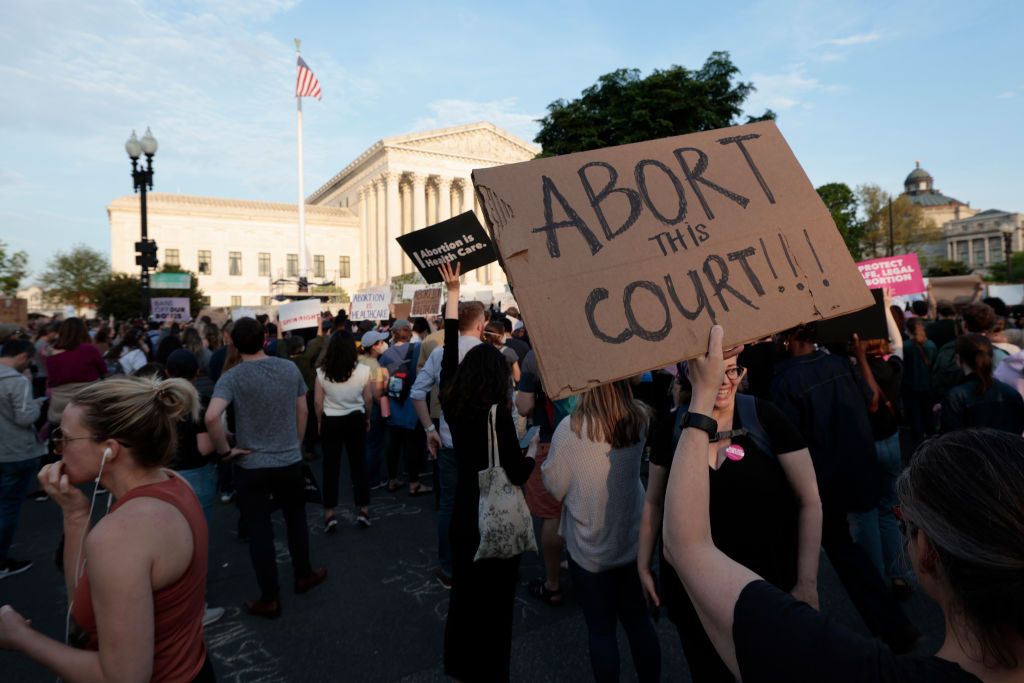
left=63, top=452, right=111, bottom=656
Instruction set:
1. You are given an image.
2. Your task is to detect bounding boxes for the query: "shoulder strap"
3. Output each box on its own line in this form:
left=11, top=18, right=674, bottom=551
left=736, top=394, right=773, bottom=458
left=486, top=404, right=500, bottom=469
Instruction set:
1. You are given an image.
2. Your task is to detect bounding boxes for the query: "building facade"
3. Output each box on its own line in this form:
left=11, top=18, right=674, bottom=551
left=900, top=162, right=978, bottom=262
left=108, top=122, right=538, bottom=306
left=108, top=194, right=359, bottom=307
left=945, top=209, right=1023, bottom=272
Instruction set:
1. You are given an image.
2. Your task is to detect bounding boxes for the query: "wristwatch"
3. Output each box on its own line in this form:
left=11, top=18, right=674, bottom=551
left=425, top=424, right=437, bottom=433
left=681, top=412, right=719, bottom=442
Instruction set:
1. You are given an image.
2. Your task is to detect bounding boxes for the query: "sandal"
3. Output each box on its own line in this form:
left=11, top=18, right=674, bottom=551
left=528, top=578, right=563, bottom=606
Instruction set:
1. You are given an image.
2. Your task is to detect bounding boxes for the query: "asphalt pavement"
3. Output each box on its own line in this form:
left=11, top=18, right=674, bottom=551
left=1, top=458, right=945, bottom=682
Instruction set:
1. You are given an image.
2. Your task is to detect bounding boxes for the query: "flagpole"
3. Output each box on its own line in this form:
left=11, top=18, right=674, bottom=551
left=295, top=38, right=308, bottom=292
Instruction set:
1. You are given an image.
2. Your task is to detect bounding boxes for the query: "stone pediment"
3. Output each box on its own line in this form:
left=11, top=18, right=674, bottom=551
left=386, top=123, right=538, bottom=163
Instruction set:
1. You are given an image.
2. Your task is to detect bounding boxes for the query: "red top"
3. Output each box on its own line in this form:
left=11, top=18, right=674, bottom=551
left=46, top=344, right=106, bottom=387
left=71, top=475, right=208, bottom=683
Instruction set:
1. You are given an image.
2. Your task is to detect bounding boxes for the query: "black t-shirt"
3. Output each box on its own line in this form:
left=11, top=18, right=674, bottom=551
left=734, top=580, right=982, bottom=683
left=653, top=397, right=806, bottom=616
left=867, top=355, right=903, bottom=440
left=170, top=380, right=212, bottom=471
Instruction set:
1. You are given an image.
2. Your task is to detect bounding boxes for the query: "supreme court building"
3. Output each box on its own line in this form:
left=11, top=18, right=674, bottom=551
left=108, top=122, right=538, bottom=307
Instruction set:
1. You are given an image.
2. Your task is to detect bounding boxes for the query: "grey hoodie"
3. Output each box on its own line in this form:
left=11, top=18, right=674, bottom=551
left=995, top=350, right=1024, bottom=400
left=0, top=365, right=45, bottom=463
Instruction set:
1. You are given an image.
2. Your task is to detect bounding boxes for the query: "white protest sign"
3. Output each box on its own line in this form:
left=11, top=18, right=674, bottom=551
left=350, top=286, right=392, bottom=322
left=150, top=297, right=192, bottom=322
left=232, top=307, right=257, bottom=321
left=278, top=299, right=321, bottom=332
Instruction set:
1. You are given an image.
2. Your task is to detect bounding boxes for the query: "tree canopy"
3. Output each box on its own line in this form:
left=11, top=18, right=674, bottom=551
left=856, top=184, right=941, bottom=259
left=94, top=266, right=207, bottom=320
left=534, top=51, right=775, bottom=157
left=0, top=240, right=29, bottom=296
left=816, top=182, right=866, bottom=261
left=39, top=244, right=109, bottom=312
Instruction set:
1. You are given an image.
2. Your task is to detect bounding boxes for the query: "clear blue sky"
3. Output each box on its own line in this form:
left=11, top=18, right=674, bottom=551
left=2, top=0, right=1021, bottom=279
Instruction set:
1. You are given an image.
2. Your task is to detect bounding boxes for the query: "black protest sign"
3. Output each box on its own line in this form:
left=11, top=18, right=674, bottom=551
left=472, top=121, right=874, bottom=399
left=396, top=211, right=499, bottom=284
left=815, top=288, right=887, bottom=345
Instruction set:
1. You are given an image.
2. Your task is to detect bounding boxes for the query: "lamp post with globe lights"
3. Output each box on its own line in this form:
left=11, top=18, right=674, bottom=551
left=126, top=128, right=159, bottom=318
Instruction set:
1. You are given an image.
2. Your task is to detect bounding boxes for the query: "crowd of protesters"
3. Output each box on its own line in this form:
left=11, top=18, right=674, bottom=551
left=0, top=276, right=1022, bottom=682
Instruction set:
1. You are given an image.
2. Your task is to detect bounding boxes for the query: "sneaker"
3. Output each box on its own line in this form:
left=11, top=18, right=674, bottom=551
left=434, top=568, right=452, bottom=590
left=324, top=518, right=338, bottom=534
left=294, top=567, right=328, bottom=594
left=369, top=480, right=385, bottom=490
left=0, top=558, right=33, bottom=579
left=243, top=599, right=281, bottom=619
left=202, top=606, right=225, bottom=626
left=356, top=514, right=371, bottom=528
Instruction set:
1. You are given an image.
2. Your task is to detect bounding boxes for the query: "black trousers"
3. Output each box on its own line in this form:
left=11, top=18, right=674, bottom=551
left=821, top=499, right=914, bottom=643
left=321, top=412, right=370, bottom=509
left=234, top=462, right=312, bottom=601
left=385, top=425, right=426, bottom=485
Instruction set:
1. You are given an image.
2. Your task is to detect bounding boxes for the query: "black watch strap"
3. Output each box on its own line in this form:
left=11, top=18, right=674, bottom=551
left=682, top=411, right=719, bottom=442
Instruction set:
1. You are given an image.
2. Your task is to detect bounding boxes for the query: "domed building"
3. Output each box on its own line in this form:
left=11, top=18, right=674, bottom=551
left=899, top=162, right=978, bottom=262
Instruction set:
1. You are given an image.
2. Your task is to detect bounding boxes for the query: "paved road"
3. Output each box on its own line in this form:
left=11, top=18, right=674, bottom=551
left=2, top=459, right=945, bottom=682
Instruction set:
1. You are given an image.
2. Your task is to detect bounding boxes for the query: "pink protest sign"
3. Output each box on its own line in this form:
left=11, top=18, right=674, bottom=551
left=856, top=254, right=926, bottom=296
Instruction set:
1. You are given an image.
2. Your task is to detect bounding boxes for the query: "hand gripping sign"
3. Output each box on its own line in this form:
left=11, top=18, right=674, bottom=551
left=472, top=121, right=873, bottom=399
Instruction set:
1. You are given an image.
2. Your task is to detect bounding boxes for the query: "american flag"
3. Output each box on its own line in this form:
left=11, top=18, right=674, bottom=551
left=295, top=56, right=322, bottom=100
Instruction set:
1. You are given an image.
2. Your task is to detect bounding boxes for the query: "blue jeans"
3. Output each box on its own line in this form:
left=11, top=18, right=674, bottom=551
left=568, top=557, right=661, bottom=683
left=178, top=463, right=218, bottom=524
left=850, top=433, right=909, bottom=580
left=437, top=447, right=458, bottom=576
left=0, top=458, right=40, bottom=561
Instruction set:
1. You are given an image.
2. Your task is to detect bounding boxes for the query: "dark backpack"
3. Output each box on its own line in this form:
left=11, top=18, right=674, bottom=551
left=386, top=343, right=421, bottom=404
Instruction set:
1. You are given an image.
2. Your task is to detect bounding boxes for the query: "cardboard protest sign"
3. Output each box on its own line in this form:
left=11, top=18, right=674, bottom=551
left=929, top=274, right=984, bottom=305
left=473, top=121, right=873, bottom=399
left=392, top=302, right=411, bottom=321
left=395, top=211, right=498, bottom=284
left=278, top=299, right=320, bottom=331
left=816, top=288, right=887, bottom=345
left=857, top=254, right=926, bottom=296
left=350, top=286, right=391, bottom=322
left=411, top=287, right=443, bottom=317
left=150, top=297, right=192, bottom=323
left=0, top=298, right=28, bottom=326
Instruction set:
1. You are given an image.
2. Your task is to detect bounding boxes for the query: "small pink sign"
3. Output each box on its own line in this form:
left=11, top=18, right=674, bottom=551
left=856, top=253, right=926, bottom=296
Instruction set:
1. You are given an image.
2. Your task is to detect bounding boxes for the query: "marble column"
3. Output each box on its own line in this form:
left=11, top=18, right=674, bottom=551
left=373, top=177, right=386, bottom=284
left=358, top=186, right=369, bottom=286
left=437, top=176, right=452, bottom=222
left=411, top=173, right=427, bottom=231
left=400, top=176, right=413, bottom=274
left=426, top=182, right=437, bottom=226
left=385, top=172, right=402, bottom=279
left=366, top=182, right=379, bottom=284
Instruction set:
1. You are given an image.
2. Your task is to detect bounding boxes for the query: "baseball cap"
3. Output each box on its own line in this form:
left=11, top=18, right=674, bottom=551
left=361, top=330, right=390, bottom=348
left=391, top=319, right=412, bottom=332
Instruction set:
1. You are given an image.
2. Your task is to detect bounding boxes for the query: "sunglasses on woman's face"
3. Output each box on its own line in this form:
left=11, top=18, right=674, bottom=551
left=51, top=427, right=94, bottom=455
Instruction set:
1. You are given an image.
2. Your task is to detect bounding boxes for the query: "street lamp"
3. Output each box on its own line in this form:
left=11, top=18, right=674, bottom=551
left=126, top=128, right=158, bottom=319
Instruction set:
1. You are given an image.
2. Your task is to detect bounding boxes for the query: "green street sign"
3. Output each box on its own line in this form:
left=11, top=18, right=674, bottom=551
left=151, top=272, right=191, bottom=289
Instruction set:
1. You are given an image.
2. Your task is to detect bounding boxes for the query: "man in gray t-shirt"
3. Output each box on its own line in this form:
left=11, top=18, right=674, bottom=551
left=206, top=318, right=326, bottom=616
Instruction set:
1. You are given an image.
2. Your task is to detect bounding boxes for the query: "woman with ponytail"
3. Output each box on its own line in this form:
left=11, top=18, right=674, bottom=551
left=0, top=376, right=215, bottom=682
left=941, top=333, right=1024, bottom=434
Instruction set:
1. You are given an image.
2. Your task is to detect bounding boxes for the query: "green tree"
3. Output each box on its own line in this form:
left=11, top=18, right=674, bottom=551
left=93, top=273, right=143, bottom=320
left=816, top=182, right=865, bottom=261
left=94, top=266, right=207, bottom=320
left=925, top=259, right=973, bottom=277
left=310, top=285, right=350, bottom=302
left=984, top=252, right=1024, bottom=282
left=534, top=51, right=775, bottom=157
left=856, top=184, right=941, bottom=259
left=39, top=244, right=109, bottom=312
left=0, top=240, right=29, bottom=296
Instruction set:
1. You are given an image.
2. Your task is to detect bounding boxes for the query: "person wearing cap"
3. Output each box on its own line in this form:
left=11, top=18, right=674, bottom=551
left=380, top=321, right=431, bottom=495
left=360, top=330, right=390, bottom=490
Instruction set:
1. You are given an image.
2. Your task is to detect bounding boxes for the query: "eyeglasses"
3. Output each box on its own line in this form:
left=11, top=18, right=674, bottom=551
left=51, top=427, right=94, bottom=455
left=724, top=365, right=747, bottom=382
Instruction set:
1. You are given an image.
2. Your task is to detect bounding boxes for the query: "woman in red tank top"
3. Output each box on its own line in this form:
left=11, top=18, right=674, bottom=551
left=0, top=376, right=214, bottom=682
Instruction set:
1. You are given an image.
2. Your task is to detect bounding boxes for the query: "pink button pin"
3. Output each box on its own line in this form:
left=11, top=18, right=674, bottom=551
left=725, top=445, right=745, bottom=461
